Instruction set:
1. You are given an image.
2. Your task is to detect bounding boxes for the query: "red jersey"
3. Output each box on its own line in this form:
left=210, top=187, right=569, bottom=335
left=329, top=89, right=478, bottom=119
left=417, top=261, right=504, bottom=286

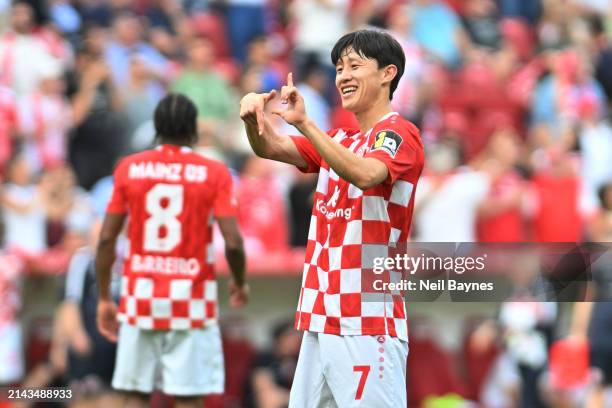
left=477, top=171, right=526, bottom=242
left=0, top=87, right=17, bottom=170
left=290, top=112, right=424, bottom=341
left=106, top=145, right=237, bottom=330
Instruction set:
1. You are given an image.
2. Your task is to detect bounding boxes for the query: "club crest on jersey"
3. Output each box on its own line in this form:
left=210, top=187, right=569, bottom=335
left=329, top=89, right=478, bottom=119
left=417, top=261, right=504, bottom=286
left=371, top=130, right=402, bottom=157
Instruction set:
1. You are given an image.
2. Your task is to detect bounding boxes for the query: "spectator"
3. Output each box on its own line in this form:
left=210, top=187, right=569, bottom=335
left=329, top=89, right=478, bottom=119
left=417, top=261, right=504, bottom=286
left=497, top=254, right=557, bottom=408
left=530, top=49, right=606, bottom=140
left=0, top=216, right=26, bottom=387
left=1, top=153, right=47, bottom=254
left=387, top=4, right=430, bottom=122
left=224, top=0, right=267, bottom=63
left=590, top=181, right=612, bottom=241
left=568, top=185, right=612, bottom=407
left=67, top=44, right=127, bottom=190
left=104, top=12, right=169, bottom=88
left=410, top=0, right=468, bottom=68
left=0, top=1, right=58, bottom=96
left=171, top=37, right=235, bottom=127
left=246, top=320, right=301, bottom=408
left=145, top=0, right=185, bottom=35
left=497, top=0, right=542, bottom=24
left=288, top=172, right=317, bottom=248
left=577, top=111, right=612, bottom=216
left=119, top=55, right=163, bottom=149
left=51, top=219, right=122, bottom=407
left=461, top=0, right=503, bottom=50
left=0, top=86, right=18, bottom=174
left=17, top=59, right=73, bottom=172
left=413, top=141, right=490, bottom=242
left=476, top=129, right=528, bottom=242
left=237, top=156, right=289, bottom=253
left=528, top=149, right=583, bottom=242
left=244, top=36, right=283, bottom=92
left=48, top=0, right=82, bottom=37
left=291, top=0, right=349, bottom=71
left=281, top=59, right=330, bottom=134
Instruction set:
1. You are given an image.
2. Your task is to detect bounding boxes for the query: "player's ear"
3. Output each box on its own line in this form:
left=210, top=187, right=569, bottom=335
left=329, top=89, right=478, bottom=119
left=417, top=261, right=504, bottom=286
left=381, top=64, right=398, bottom=87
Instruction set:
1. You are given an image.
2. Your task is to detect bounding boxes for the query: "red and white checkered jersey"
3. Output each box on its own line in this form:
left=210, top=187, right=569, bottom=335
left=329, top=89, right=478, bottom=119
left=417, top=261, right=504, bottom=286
left=290, top=112, right=424, bottom=341
left=106, top=144, right=237, bottom=330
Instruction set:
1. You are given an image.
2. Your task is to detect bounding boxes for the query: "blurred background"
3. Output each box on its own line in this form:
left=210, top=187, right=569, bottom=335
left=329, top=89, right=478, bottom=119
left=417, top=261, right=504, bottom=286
left=1, top=0, right=612, bottom=407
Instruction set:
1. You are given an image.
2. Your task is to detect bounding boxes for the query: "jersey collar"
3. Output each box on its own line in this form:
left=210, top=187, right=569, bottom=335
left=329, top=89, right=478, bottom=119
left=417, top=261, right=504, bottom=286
left=156, top=144, right=193, bottom=154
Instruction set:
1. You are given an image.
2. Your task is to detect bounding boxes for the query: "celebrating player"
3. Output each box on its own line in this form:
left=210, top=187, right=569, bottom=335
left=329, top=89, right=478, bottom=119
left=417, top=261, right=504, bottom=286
left=96, top=93, right=248, bottom=408
left=240, top=29, right=424, bottom=407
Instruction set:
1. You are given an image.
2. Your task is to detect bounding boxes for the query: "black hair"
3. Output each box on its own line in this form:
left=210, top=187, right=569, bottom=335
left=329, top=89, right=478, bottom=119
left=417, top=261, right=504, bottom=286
left=272, top=319, right=295, bottom=342
left=330, top=29, right=405, bottom=100
left=154, top=93, right=198, bottom=145
left=598, top=181, right=612, bottom=211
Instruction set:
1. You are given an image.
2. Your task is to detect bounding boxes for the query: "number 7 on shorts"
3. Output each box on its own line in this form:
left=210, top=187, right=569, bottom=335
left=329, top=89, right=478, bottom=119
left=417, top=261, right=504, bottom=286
left=353, top=365, right=371, bottom=400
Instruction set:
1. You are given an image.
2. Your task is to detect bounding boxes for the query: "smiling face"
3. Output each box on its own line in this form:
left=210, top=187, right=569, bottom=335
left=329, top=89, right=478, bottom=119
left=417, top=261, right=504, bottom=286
left=335, top=48, right=392, bottom=113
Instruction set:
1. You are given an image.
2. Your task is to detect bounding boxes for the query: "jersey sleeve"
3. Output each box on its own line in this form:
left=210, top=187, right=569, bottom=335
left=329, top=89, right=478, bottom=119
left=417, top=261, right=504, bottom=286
left=289, top=135, right=321, bottom=173
left=213, top=164, right=238, bottom=217
left=364, top=122, right=421, bottom=185
left=106, top=159, right=129, bottom=214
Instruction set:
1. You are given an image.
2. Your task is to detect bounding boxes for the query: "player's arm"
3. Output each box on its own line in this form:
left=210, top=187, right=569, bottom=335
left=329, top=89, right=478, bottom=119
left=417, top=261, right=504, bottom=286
left=217, top=216, right=248, bottom=307
left=95, top=213, right=125, bottom=300
left=239, top=91, right=308, bottom=168
left=214, top=166, right=248, bottom=307
left=296, top=120, right=388, bottom=190
left=273, top=73, right=388, bottom=190
left=94, top=213, right=125, bottom=342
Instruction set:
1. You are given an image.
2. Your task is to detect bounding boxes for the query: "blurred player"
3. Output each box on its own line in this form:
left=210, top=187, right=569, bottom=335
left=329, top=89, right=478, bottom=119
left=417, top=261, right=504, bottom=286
left=96, top=93, right=248, bottom=408
left=240, top=29, right=424, bottom=407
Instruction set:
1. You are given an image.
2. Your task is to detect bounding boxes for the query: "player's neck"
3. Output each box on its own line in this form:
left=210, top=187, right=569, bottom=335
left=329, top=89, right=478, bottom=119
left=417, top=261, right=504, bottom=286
left=159, top=140, right=192, bottom=148
left=355, top=100, right=393, bottom=134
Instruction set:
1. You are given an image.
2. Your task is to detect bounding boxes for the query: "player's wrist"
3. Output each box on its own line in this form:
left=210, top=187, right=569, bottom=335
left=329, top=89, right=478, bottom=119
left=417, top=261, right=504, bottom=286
left=97, top=292, right=112, bottom=302
left=295, top=117, right=313, bottom=134
left=231, top=279, right=247, bottom=289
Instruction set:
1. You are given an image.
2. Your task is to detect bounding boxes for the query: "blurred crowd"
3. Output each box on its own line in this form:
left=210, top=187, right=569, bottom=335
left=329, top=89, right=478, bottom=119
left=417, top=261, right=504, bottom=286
left=1, top=0, right=612, bottom=407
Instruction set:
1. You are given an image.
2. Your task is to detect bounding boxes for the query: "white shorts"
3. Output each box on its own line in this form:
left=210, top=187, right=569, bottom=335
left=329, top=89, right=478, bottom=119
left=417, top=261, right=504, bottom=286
left=0, top=323, right=24, bottom=384
left=289, top=331, right=408, bottom=408
left=112, top=323, right=224, bottom=396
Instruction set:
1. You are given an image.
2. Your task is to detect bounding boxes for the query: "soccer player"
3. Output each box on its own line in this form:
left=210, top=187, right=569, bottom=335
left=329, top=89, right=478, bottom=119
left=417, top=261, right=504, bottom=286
left=240, top=29, right=424, bottom=407
left=96, top=93, right=248, bottom=408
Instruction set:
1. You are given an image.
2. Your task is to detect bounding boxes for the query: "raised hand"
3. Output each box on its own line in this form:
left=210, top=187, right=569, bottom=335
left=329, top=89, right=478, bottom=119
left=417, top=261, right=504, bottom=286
left=273, top=72, right=308, bottom=127
left=239, top=90, right=277, bottom=135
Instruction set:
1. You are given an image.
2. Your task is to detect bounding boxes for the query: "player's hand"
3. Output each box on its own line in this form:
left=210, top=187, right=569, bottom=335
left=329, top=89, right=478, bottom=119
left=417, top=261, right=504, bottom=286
left=229, top=281, right=249, bottom=308
left=70, top=329, right=92, bottom=356
left=272, top=72, right=308, bottom=127
left=96, top=299, right=119, bottom=342
left=239, top=90, right=277, bottom=135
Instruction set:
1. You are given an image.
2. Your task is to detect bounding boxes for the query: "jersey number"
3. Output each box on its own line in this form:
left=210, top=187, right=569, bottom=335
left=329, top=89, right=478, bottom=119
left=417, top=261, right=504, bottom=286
left=353, top=365, right=370, bottom=400
left=144, top=184, right=184, bottom=252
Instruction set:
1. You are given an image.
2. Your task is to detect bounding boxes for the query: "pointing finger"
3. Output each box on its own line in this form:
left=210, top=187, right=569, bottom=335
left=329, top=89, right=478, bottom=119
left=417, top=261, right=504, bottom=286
left=287, top=72, right=294, bottom=87
left=256, top=104, right=265, bottom=135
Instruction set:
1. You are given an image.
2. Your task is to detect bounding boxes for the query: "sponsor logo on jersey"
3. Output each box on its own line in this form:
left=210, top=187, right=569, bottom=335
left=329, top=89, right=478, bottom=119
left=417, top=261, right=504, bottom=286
left=316, top=185, right=353, bottom=220
left=327, top=186, right=341, bottom=207
left=371, top=130, right=402, bottom=157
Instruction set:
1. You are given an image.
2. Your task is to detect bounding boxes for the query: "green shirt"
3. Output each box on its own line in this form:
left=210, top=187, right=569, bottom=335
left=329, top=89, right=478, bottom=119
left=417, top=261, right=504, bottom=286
left=171, top=70, right=234, bottom=120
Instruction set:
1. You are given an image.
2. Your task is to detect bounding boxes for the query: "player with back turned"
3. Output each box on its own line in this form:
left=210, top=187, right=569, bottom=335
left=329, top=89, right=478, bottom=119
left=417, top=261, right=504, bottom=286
left=95, top=93, right=248, bottom=408
left=240, top=29, right=424, bottom=407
